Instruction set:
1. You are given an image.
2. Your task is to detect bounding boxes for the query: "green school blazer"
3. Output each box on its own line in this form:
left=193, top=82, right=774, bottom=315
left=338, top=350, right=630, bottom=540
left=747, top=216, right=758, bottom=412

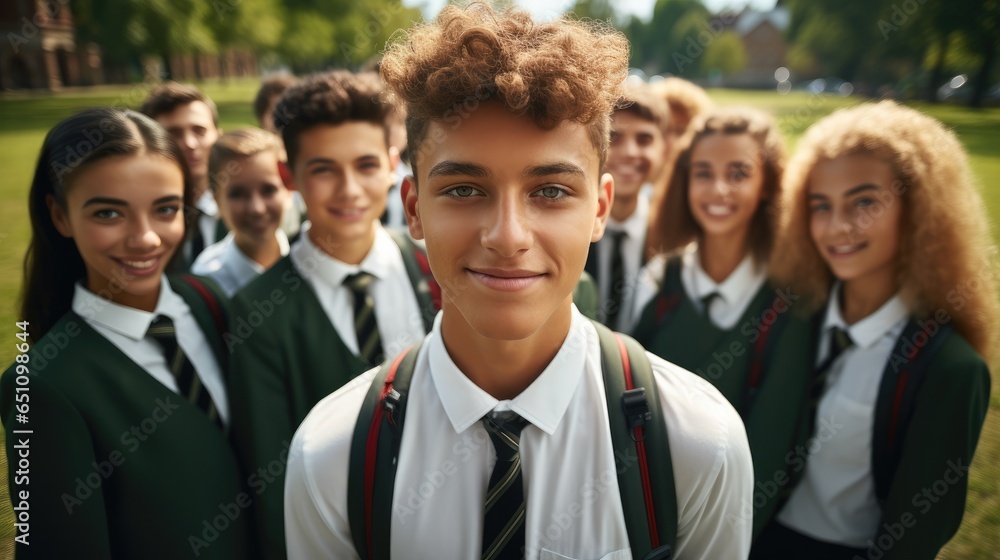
left=0, top=276, right=250, bottom=560
left=631, top=256, right=815, bottom=538
left=229, top=256, right=368, bottom=560
left=871, top=328, right=990, bottom=559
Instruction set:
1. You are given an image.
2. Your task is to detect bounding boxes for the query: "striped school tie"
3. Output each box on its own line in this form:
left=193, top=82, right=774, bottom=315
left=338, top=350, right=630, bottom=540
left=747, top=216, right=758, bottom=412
left=146, top=315, right=223, bottom=430
left=482, top=413, right=530, bottom=560
left=606, top=231, right=627, bottom=327
left=806, top=327, right=854, bottom=435
left=344, top=272, right=385, bottom=367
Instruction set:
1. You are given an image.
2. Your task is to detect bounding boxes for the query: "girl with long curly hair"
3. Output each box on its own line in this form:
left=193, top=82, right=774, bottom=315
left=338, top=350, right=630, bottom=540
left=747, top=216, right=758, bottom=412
left=753, top=100, right=997, bottom=559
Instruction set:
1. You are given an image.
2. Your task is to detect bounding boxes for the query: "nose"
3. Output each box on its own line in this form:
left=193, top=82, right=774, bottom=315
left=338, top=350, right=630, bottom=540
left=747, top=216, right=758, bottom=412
left=127, top=215, right=161, bottom=251
left=183, top=131, right=198, bottom=152
left=623, top=137, right=640, bottom=158
left=481, top=194, right=532, bottom=258
left=828, top=206, right=857, bottom=240
left=712, top=177, right=733, bottom=196
left=248, top=192, right=267, bottom=215
left=339, top=170, right=365, bottom=200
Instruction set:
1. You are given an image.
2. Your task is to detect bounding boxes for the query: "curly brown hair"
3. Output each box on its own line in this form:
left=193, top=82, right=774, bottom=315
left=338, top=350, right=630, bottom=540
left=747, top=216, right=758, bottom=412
left=378, top=1, right=630, bottom=176
left=273, top=70, right=391, bottom=166
left=648, top=106, right=785, bottom=263
left=770, top=100, right=999, bottom=357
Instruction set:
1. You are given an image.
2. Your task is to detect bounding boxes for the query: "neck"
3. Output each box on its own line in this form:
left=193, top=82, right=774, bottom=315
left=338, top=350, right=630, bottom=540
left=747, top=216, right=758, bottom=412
left=192, top=177, right=209, bottom=202
left=90, top=275, right=160, bottom=312
left=234, top=232, right=282, bottom=268
left=840, top=267, right=898, bottom=325
left=610, top=194, right=639, bottom=223
left=439, top=298, right=573, bottom=400
left=699, top=232, right=749, bottom=284
left=309, top=224, right=376, bottom=265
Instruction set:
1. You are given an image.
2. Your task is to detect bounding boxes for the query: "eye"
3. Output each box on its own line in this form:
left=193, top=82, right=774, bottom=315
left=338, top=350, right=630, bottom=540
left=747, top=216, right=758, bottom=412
left=93, top=208, right=121, bottom=220
left=855, top=197, right=876, bottom=208
left=157, top=205, right=181, bottom=217
left=444, top=185, right=483, bottom=198
left=534, top=186, right=568, bottom=200
left=809, top=201, right=830, bottom=213
left=692, top=170, right=712, bottom=180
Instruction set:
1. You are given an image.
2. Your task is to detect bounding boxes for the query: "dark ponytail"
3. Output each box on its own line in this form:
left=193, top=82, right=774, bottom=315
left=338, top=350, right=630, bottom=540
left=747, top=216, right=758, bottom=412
left=21, top=108, right=192, bottom=341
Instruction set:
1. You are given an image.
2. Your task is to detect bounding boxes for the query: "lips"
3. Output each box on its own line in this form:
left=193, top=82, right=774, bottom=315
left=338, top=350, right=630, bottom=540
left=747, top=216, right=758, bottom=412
left=330, top=207, right=367, bottom=220
left=113, top=255, right=163, bottom=277
left=703, top=203, right=737, bottom=217
left=827, top=242, right=868, bottom=256
left=467, top=267, right=545, bottom=292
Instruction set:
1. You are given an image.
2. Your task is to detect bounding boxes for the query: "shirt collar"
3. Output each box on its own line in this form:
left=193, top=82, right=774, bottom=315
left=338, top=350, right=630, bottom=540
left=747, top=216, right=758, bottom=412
left=221, top=229, right=291, bottom=275
left=605, top=195, right=648, bottom=240
left=823, top=283, right=909, bottom=349
left=290, top=221, right=395, bottom=288
left=429, top=306, right=589, bottom=436
left=71, top=276, right=186, bottom=340
left=196, top=190, right=218, bottom=217
left=683, top=246, right=766, bottom=304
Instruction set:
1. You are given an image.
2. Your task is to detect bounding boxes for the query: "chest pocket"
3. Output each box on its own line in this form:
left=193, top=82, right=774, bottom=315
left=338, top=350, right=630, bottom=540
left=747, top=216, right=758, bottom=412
left=540, top=548, right=632, bottom=560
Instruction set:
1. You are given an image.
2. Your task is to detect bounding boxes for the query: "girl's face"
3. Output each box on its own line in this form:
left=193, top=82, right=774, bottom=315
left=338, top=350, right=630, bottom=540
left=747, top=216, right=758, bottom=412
left=50, top=154, right=186, bottom=311
left=687, top=133, right=766, bottom=244
left=216, top=150, right=289, bottom=245
left=807, top=153, right=902, bottom=286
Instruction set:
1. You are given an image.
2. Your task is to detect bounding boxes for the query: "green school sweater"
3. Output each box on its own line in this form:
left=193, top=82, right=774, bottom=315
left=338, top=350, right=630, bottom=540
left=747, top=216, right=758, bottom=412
left=0, top=276, right=250, bottom=560
left=867, top=327, right=990, bottom=559
left=631, top=256, right=815, bottom=538
left=228, top=256, right=370, bottom=560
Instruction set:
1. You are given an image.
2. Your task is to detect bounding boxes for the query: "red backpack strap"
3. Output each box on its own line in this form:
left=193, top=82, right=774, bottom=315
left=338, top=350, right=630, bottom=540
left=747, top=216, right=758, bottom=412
left=348, top=343, right=423, bottom=560
left=740, top=290, right=793, bottom=418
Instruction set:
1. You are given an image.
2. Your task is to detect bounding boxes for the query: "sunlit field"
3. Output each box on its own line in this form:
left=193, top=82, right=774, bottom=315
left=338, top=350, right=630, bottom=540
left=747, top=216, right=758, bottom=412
left=0, top=81, right=997, bottom=558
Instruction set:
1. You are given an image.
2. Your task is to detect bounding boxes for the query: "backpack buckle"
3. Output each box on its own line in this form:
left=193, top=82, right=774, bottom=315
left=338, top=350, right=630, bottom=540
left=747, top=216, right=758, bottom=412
left=622, top=387, right=652, bottom=442
left=383, top=388, right=402, bottom=427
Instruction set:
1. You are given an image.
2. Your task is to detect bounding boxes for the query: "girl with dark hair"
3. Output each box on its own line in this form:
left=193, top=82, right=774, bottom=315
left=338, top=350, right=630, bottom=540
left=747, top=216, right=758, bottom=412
left=631, top=106, right=815, bottom=538
left=2, top=107, right=249, bottom=559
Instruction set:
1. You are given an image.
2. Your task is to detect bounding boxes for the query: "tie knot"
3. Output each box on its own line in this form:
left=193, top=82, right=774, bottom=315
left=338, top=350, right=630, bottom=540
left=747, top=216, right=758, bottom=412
left=147, top=315, right=176, bottom=338
left=343, top=271, right=376, bottom=294
left=830, top=327, right=853, bottom=357
left=483, top=414, right=529, bottom=462
left=701, top=291, right=721, bottom=314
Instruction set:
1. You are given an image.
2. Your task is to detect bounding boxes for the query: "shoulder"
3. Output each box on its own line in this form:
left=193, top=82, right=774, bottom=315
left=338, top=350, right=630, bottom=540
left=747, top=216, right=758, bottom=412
left=922, top=328, right=990, bottom=392
left=191, top=238, right=228, bottom=275
left=647, top=351, right=751, bottom=479
left=233, top=255, right=299, bottom=303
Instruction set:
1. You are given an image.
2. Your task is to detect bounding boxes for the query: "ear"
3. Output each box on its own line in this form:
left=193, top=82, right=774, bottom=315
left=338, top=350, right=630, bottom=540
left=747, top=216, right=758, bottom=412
left=278, top=160, right=296, bottom=191
left=402, top=175, right=423, bottom=240
left=46, top=194, right=72, bottom=238
left=592, top=172, right=614, bottom=243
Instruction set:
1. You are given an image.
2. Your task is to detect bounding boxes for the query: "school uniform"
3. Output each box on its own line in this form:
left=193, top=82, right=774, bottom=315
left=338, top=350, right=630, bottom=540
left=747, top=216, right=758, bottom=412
left=0, top=276, right=249, bottom=560
left=754, top=284, right=991, bottom=559
left=229, top=221, right=429, bottom=559
left=631, top=248, right=816, bottom=538
left=284, top=305, right=754, bottom=559
left=584, top=195, right=648, bottom=331
left=191, top=230, right=291, bottom=297
left=179, top=191, right=229, bottom=270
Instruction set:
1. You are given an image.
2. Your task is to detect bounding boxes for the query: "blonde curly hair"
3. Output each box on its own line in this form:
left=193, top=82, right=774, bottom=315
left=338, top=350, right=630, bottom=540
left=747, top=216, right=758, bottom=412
left=379, top=1, right=629, bottom=176
left=770, top=100, right=998, bottom=357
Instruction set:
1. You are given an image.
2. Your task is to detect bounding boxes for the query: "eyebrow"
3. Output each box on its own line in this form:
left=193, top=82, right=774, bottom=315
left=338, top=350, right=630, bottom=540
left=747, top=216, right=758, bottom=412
left=427, top=161, right=493, bottom=180
left=82, top=195, right=181, bottom=208
left=523, top=162, right=586, bottom=179
left=845, top=184, right=879, bottom=196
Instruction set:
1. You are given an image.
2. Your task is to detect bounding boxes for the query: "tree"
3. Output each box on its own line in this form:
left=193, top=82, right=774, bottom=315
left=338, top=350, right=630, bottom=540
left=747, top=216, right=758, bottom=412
left=703, top=31, right=746, bottom=77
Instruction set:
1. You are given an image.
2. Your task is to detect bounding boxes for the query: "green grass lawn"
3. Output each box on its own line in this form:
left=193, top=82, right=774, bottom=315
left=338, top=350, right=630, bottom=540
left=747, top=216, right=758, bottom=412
left=0, top=82, right=998, bottom=558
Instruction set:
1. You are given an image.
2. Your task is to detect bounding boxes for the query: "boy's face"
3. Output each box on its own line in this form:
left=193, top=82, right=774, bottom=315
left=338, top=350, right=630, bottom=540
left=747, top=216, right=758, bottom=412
left=155, top=100, right=220, bottom=188
left=403, top=101, right=612, bottom=341
left=215, top=150, right=289, bottom=245
left=606, top=110, right=664, bottom=206
left=289, top=122, right=398, bottom=248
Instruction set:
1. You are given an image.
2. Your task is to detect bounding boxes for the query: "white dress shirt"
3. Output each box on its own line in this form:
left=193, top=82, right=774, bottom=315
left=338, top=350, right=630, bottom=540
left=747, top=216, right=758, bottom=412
left=285, top=306, right=754, bottom=560
left=290, top=221, right=426, bottom=362
left=383, top=160, right=410, bottom=229
left=191, top=230, right=290, bottom=297
left=597, top=195, right=649, bottom=331
left=197, top=190, right=221, bottom=247
left=631, top=246, right=767, bottom=331
left=70, top=277, right=230, bottom=425
left=777, top=283, right=909, bottom=546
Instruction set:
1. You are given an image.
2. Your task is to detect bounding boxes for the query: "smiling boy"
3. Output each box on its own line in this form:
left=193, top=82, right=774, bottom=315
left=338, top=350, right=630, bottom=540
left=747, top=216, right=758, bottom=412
left=141, top=82, right=226, bottom=267
left=228, top=70, right=437, bottom=559
left=283, top=4, right=753, bottom=559
left=586, top=83, right=669, bottom=330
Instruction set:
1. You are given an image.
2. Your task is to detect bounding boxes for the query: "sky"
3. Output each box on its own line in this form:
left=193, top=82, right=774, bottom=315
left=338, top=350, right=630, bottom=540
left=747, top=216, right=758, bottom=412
left=401, top=0, right=779, bottom=22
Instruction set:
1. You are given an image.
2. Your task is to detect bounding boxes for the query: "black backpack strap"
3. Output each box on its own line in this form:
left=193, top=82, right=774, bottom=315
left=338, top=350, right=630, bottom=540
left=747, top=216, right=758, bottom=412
left=593, top=320, right=676, bottom=560
left=872, top=319, right=953, bottom=507
left=387, top=228, right=440, bottom=333
left=347, top=343, right=422, bottom=560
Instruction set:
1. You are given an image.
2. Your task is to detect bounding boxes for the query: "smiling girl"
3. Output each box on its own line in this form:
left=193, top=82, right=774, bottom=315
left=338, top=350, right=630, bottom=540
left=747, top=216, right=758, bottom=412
left=632, top=106, right=815, bottom=537
left=753, top=100, right=997, bottom=559
left=1, top=108, right=249, bottom=559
